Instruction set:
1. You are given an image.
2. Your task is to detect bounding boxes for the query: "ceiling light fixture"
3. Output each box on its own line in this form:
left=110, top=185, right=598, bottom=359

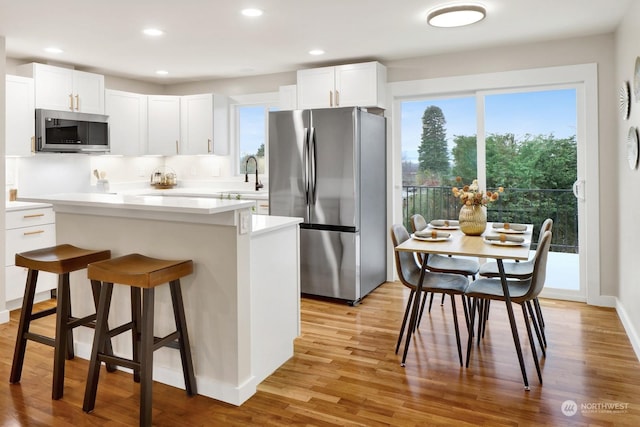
left=44, top=47, right=63, bottom=54
left=427, top=4, right=486, bottom=28
left=155, top=70, right=169, bottom=75
left=241, top=8, right=263, bottom=17
left=143, top=28, right=164, bottom=36
left=309, top=49, right=325, bottom=56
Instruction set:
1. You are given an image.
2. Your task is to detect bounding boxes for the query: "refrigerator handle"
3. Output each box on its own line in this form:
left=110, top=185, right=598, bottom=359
left=310, top=126, right=317, bottom=204
left=303, top=127, right=310, bottom=205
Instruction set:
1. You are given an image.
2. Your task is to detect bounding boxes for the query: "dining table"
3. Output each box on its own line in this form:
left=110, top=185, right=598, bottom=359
left=393, top=221, right=534, bottom=389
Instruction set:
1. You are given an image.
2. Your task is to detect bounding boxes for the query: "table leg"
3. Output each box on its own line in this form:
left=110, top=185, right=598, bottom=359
left=497, top=259, right=530, bottom=390
left=401, top=254, right=429, bottom=366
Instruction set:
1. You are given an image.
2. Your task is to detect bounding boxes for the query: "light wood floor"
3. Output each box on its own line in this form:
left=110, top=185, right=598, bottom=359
left=1, top=282, right=639, bottom=426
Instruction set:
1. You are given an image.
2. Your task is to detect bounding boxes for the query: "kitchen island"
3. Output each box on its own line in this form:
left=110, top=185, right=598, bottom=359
left=19, top=193, right=301, bottom=405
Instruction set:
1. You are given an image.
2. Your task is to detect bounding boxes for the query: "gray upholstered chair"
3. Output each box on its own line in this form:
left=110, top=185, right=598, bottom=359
left=390, top=224, right=470, bottom=366
left=465, top=230, right=552, bottom=385
left=477, top=218, right=553, bottom=344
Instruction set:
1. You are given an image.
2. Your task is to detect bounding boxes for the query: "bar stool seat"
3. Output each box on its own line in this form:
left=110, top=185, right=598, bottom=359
left=10, top=244, right=112, bottom=400
left=83, top=253, right=197, bottom=427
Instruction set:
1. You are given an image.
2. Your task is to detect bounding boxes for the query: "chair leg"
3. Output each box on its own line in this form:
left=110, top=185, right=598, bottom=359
left=450, top=294, right=463, bottom=366
left=140, top=288, right=155, bottom=427
left=526, top=301, right=546, bottom=357
left=417, top=291, right=428, bottom=327
left=440, top=293, right=446, bottom=306
left=63, top=274, right=75, bottom=361
left=89, top=280, right=117, bottom=373
left=521, top=304, right=543, bottom=384
left=427, top=292, right=435, bottom=312
left=10, top=269, right=39, bottom=384
left=53, top=273, right=71, bottom=400
left=465, top=298, right=478, bottom=368
left=395, top=290, right=414, bottom=354
left=533, top=298, right=547, bottom=346
left=83, top=282, right=114, bottom=413
left=131, top=287, right=142, bottom=383
left=461, top=295, right=470, bottom=332
left=169, top=280, right=197, bottom=396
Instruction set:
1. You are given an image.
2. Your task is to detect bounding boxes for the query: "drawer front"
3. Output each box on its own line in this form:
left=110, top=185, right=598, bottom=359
left=5, top=265, right=57, bottom=302
left=6, top=208, right=55, bottom=229
left=6, top=223, right=56, bottom=266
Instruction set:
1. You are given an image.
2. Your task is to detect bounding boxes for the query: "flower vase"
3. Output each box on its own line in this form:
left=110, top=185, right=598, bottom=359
left=459, top=205, right=487, bottom=236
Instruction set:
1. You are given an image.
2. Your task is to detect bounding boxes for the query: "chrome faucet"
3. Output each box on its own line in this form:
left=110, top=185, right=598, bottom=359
left=245, top=155, right=264, bottom=191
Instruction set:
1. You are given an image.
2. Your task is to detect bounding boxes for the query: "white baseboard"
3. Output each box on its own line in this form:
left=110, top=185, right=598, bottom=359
left=615, top=298, right=640, bottom=362
left=0, top=309, right=9, bottom=324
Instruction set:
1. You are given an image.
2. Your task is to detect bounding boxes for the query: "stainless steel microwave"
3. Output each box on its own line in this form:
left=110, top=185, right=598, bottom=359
left=35, top=109, right=109, bottom=153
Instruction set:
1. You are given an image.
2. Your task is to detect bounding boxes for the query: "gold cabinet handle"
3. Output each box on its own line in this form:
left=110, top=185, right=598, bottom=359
left=176, top=140, right=179, bottom=154
left=75, top=94, right=80, bottom=111
left=335, top=90, right=339, bottom=107
left=329, top=91, right=333, bottom=107
left=208, top=138, right=212, bottom=153
left=31, top=136, right=35, bottom=153
left=23, top=230, right=45, bottom=236
left=69, top=94, right=74, bottom=110
left=23, top=213, right=45, bottom=219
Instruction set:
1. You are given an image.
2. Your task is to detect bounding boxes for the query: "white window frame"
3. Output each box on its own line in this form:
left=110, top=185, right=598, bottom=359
left=388, top=64, right=606, bottom=307
left=229, top=92, right=279, bottom=177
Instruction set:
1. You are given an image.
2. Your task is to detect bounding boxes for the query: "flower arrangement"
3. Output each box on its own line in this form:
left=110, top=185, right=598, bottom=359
left=452, top=177, right=503, bottom=206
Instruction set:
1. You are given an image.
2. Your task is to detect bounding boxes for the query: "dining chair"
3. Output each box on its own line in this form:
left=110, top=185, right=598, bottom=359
left=390, top=224, right=470, bottom=366
left=477, top=218, right=553, bottom=345
left=464, top=230, right=552, bottom=385
left=410, top=214, right=479, bottom=318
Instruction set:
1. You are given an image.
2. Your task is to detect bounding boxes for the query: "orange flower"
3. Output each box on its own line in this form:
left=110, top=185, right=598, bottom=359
left=451, top=178, right=503, bottom=207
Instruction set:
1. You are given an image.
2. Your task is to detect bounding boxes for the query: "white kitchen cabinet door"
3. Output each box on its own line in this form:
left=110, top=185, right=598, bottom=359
left=18, top=63, right=105, bottom=114
left=296, top=66, right=336, bottom=109
left=180, top=94, right=214, bottom=155
left=334, top=62, right=386, bottom=109
left=105, top=90, right=148, bottom=156
left=278, top=85, right=297, bottom=110
left=148, top=95, right=181, bottom=155
left=296, top=61, right=386, bottom=109
left=212, top=94, right=229, bottom=155
left=5, top=75, right=35, bottom=156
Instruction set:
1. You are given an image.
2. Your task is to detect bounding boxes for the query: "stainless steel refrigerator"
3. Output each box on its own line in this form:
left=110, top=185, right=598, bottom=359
left=269, top=107, right=386, bottom=304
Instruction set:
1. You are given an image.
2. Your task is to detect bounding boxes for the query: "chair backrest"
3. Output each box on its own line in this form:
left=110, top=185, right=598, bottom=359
left=537, top=218, right=553, bottom=247
left=410, top=214, right=428, bottom=233
left=390, top=224, right=420, bottom=288
left=524, top=230, right=552, bottom=300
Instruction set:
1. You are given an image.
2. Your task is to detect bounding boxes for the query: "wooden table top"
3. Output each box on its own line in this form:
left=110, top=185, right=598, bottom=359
left=394, top=222, right=533, bottom=261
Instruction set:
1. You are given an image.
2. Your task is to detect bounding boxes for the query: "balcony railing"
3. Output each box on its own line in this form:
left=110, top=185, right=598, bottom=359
left=402, top=185, right=578, bottom=253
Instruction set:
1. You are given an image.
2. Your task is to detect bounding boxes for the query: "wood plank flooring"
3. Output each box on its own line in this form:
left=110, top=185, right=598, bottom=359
left=0, top=282, right=639, bottom=426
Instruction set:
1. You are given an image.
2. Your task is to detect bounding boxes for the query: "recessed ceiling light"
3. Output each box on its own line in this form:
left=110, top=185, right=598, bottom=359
left=427, top=4, right=486, bottom=28
left=241, top=8, right=263, bottom=17
left=44, top=47, right=63, bottom=54
left=155, top=70, right=169, bottom=75
left=309, top=49, right=325, bottom=56
left=143, top=28, right=164, bottom=36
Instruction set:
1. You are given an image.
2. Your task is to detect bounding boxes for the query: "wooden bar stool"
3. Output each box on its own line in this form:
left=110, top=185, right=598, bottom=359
left=10, top=244, right=112, bottom=400
left=83, top=254, right=197, bottom=427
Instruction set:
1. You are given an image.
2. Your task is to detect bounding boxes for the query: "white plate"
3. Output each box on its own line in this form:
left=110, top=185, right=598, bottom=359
left=483, top=237, right=528, bottom=246
left=412, top=233, right=451, bottom=242
left=429, top=224, right=460, bottom=230
left=492, top=228, right=526, bottom=234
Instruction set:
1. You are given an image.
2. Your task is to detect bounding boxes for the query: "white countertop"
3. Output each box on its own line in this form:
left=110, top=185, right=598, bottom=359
left=131, top=187, right=269, bottom=200
left=251, top=214, right=302, bottom=236
left=6, top=200, right=53, bottom=211
left=19, top=192, right=255, bottom=215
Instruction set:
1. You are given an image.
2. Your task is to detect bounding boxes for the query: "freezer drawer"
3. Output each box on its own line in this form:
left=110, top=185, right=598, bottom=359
left=300, top=228, right=359, bottom=302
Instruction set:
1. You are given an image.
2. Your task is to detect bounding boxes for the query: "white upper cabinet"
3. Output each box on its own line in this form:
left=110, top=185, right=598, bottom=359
left=105, top=89, right=148, bottom=156
left=6, top=75, right=35, bottom=156
left=180, top=93, right=229, bottom=155
left=147, top=95, right=181, bottom=156
left=18, top=63, right=105, bottom=114
left=278, top=85, right=298, bottom=110
left=296, top=61, right=386, bottom=109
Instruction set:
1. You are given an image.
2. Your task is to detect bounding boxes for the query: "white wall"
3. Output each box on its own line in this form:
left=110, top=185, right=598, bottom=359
left=614, top=1, right=640, bottom=358
left=1, top=36, right=8, bottom=321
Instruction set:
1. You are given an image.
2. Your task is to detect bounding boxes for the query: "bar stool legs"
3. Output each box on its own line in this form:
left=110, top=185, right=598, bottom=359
left=83, top=254, right=197, bottom=427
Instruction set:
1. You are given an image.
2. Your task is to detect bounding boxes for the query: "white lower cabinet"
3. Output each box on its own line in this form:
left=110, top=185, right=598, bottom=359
left=5, top=206, right=57, bottom=304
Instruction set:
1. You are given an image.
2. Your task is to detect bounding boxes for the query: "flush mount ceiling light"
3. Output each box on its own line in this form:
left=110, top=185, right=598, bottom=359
left=143, top=28, right=164, bottom=36
left=241, top=8, right=263, bottom=17
left=308, top=49, right=325, bottom=56
left=44, top=47, right=63, bottom=54
left=427, top=4, right=486, bottom=28
left=155, top=70, right=169, bottom=75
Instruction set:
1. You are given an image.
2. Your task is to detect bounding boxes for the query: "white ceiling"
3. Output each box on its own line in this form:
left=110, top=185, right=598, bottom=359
left=0, top=0, right=631, bottom=84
